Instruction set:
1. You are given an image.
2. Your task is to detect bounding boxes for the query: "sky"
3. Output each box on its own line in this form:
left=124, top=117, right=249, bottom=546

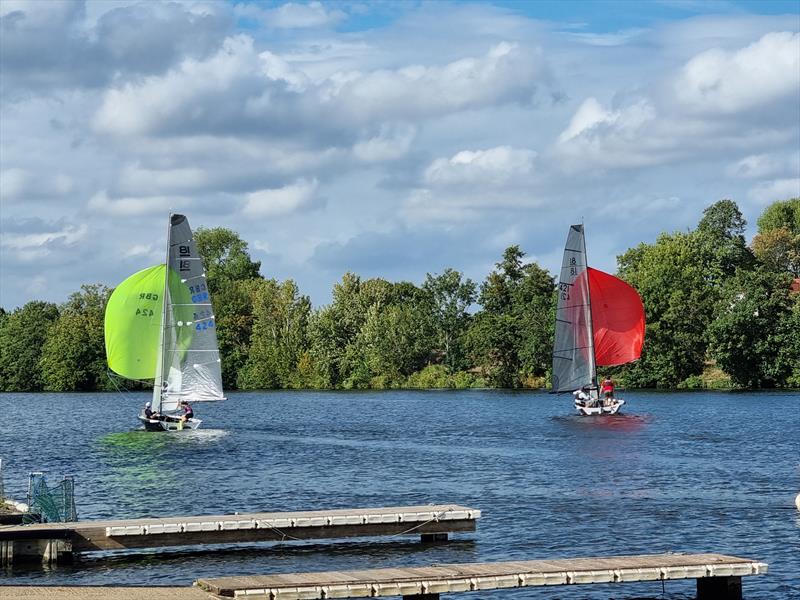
left=1, top=0, right=799, bottom=310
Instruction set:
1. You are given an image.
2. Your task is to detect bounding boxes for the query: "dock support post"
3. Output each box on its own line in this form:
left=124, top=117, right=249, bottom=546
left=420, top=533, right=448, bottom=543
left=697, top=576, right=742, bottom=600
left=8, top=539, right=72, bottom=566
left=0, top=540, right=12, bottom=567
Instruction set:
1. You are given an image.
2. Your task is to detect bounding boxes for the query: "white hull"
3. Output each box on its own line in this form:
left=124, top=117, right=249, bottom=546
left=572, top=388, right=625, bottom=416
left=574, top=398, right=624, bottom=416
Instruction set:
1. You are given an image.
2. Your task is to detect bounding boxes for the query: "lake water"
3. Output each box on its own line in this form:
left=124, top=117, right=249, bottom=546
left=0, top=390, right=798, bottom=599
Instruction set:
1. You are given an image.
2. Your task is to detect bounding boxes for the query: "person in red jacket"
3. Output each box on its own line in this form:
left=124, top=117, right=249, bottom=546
left=601, top=377, right=615, bottom=402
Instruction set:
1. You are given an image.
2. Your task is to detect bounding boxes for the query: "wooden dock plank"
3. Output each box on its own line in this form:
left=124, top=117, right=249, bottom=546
left=196, top=553, right=768, bottom=598
left=0, top=587, right=210, bottom=599
left=0, top=505, right=479, bottom=555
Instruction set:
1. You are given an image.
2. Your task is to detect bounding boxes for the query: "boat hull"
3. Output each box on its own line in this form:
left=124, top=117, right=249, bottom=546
left=138, top=414, right=202, bottom=432
left=574, top=398, right=625, bottom=416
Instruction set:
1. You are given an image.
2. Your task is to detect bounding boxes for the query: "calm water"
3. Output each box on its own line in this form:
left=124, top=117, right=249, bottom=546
left=0, top=390, right=798, bottom=599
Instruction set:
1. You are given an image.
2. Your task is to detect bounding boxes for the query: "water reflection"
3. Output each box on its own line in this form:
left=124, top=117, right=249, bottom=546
left=551, top=413, right=652, bottom=432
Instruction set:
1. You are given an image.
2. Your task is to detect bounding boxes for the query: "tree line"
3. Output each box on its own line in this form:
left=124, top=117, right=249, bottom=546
left=1, top=198, right=798, bottom=392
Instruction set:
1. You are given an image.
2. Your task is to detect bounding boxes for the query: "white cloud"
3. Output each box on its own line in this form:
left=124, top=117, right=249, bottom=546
left=0, top=168, right=73, bottom=201
left=424, top=146, right=537, bottom=186
left=674, top=31, right=800, bottom=113
left=748, top=178, right=800, bottom=204
left=87, top=190, right=188, bottom=216
left=236, top=1, right=346, bottom=29
left=0, top=222, right=88, bottom=261
left=353, top=124, right=416, bottom=162
left=93, top=39, right=546, bottom=138
left=556, top=98, right=661, bottom=167
left=727, top=152, right=800, bottom=179
left=242, top=178, right=320, bottom=217
left=123, top=244, right=159, bottom=259
left=117, top=164, right=210, bottom=195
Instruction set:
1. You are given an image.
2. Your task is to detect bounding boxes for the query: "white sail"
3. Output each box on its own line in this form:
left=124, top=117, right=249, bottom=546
left=153, top=214, right=225, bottom=413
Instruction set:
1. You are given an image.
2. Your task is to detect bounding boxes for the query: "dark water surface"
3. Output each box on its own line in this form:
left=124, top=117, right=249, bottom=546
left=0, top=390, right=798, bottom=599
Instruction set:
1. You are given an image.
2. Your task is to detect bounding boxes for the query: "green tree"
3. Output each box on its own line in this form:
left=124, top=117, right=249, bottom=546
left=468, top=246, right=555, bottom=387
left=358, top=302, right=433, bottom=383
left=194, top=227, right=262, bottom=294
left=776, top=294, right=800, bottom=386
left=756, top=198, right=800, bottom=234
left=307, top=273, right=369, bottom=388
left=617, top=232, right=713, bottom=387
left=696, top=199, right=754, bottom=281
left=752, top=199, right=800, bottom=276
left=0, top=301, right=60, bottom=391
left=422, top=269, right=476, bottom=372
left=238, top=279, right=311, bottom=389
left=39, top=285, right=111, bottom=391
left=753, top=226, right=800, bottom=276
left=708, top=268, right=795, bottom=387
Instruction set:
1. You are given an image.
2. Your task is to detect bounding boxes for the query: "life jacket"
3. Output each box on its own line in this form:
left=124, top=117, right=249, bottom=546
left=602, top=380, right=614, bottom=392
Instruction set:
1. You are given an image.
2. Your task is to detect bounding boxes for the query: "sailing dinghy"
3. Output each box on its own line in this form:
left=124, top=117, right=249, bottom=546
left=105, top=214, right=225, bottom=431
left=552, top=224, right=645, bottom=416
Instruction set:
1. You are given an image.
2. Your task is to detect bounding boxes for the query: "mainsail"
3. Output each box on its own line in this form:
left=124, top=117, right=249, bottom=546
left=105, top=214, right=224, bottom=416
left=153, top=214, right=224, bottom=413
left=552, top=224, right=594, bottom=392
left=552, top=224, right=645, bottom=393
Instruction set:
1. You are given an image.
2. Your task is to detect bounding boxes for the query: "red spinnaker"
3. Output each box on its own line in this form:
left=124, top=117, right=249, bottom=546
left=587, top=267, right=645, bottom=366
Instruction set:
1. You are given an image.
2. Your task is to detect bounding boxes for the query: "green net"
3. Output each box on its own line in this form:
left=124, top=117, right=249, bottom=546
left=24, top=473, right=77, bottom=523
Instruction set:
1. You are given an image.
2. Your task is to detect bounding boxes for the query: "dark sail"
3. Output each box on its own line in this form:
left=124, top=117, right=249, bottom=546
left=552, top=224, right=595, bottom=392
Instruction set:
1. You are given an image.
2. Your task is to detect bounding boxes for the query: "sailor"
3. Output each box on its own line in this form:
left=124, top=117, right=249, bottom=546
left=180, top=400, right=194, bottom=422
left=601, top=377, right=615, bottom=403
left=143, top=401, right=159, bottom=420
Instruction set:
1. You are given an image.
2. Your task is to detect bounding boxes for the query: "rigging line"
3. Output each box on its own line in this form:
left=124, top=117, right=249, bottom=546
left=108, top=371, right=155, bottom=388
left=554, top=344, right=594, bottom=352
left=389, top=508, right=455, bottom=537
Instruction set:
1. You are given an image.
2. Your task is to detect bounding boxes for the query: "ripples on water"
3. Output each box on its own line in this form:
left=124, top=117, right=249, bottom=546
left=1, top=389, right=798, bottom=599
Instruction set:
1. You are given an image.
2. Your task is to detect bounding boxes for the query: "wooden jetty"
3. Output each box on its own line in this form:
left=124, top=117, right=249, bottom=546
left=0, top=587, right=210, bottom=600
left=0, top=504, right=479, bottom=565
left=196, top=553, right=767, bottom=600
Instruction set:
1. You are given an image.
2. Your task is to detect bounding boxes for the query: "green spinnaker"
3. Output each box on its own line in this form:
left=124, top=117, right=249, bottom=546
left=105, top=264, right=192, bottom=380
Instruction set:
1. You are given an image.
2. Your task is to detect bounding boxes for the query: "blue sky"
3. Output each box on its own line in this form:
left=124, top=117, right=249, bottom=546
left=1, top=0, right=799, bottom=309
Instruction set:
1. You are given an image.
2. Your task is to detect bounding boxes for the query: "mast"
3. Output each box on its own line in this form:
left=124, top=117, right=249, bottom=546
left=581, top=224, right=597, bottom=387
left=152, top=213, right=172, bottom=413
